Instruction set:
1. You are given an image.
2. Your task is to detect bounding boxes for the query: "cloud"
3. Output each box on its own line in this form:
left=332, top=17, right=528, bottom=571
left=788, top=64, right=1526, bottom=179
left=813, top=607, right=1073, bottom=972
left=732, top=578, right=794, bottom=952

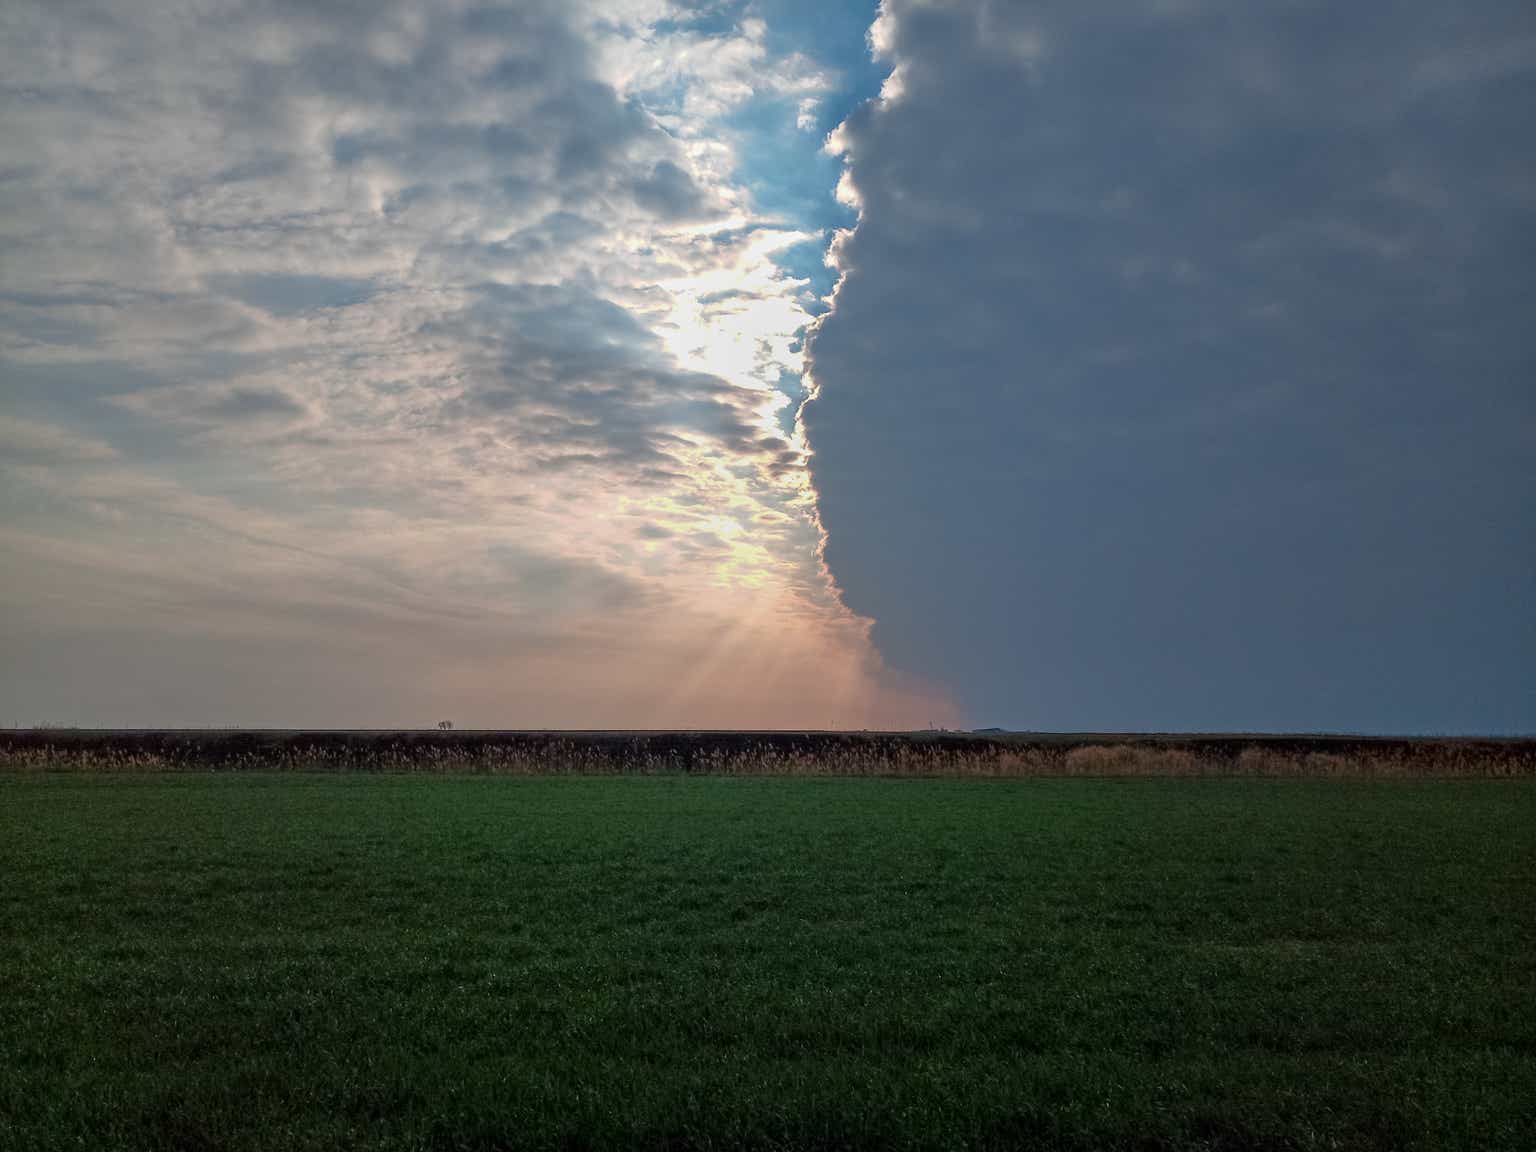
left=211, top=275, right=378, bottom=317
left=199, top=387, right=309, bottom=421
left=116, top=383, right=311, bottom=423
left=0, top=0, right=954, bottom=728
left=0, top=417, right=117, bottom=463
left=632, top=160, right=711, bottom=219
left=802, top=0, right=1536, bottom=732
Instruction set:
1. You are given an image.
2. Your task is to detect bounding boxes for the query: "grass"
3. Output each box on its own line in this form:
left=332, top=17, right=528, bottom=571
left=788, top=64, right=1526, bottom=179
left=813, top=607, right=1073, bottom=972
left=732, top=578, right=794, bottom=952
left=3, top=730, right=1533, bottom=776
left=1, top=774, right=1534, bottom=1150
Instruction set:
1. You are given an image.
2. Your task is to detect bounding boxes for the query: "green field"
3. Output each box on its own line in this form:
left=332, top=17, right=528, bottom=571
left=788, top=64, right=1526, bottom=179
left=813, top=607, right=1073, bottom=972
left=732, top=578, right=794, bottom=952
left=2, top=776, right=1534, bottom=1150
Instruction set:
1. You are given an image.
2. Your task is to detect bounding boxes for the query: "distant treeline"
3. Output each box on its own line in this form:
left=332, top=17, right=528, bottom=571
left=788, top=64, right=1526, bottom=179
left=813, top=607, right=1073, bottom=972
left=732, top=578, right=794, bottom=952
left=2, top=729, right=1533, bottom=776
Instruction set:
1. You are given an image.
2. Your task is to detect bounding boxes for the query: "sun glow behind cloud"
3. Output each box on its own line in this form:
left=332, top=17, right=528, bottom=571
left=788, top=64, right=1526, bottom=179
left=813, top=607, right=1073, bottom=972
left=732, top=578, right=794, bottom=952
left=0, top=0, right=955, bottom=729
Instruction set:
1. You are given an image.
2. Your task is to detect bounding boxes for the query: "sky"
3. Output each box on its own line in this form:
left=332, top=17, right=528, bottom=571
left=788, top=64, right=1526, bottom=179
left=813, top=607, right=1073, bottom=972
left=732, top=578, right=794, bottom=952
left=1, top=0, right=1532, bottom=732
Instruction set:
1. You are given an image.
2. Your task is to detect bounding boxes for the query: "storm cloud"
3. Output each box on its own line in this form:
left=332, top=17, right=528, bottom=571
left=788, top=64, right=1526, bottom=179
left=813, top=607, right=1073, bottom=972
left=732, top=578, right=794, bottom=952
left=803, top=0, right=1536, bottom=731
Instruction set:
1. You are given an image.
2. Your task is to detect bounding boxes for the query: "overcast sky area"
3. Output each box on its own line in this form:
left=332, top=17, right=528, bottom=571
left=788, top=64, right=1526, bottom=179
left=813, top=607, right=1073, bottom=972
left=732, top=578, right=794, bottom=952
left=2, top=1, right=1532, bottom=732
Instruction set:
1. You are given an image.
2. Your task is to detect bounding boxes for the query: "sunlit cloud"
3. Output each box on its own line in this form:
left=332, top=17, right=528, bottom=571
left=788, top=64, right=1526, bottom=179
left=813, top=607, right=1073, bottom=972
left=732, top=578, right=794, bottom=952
left=0, top=0, right=957, bottom=729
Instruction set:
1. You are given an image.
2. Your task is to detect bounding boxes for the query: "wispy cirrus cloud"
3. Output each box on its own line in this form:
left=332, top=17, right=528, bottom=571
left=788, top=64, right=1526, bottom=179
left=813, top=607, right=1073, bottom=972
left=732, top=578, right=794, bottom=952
left=0, top=0, right=952, bottom=728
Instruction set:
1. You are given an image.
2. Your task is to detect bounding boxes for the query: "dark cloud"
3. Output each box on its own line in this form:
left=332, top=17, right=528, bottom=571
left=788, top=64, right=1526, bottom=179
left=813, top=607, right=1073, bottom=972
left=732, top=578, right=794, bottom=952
left=632, top=160, right=709, bottom=220
left=440, top=281, right=771, bottom=475
left=212, top=274, right=377, bottom=316
left=196, top=387, right=309, bottom=421
left=804, top=0, right=1536, bottom=732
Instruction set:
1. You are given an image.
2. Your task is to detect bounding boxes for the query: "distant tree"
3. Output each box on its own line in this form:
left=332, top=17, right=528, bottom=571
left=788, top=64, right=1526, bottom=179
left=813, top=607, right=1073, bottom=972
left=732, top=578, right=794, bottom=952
left=438, top=720, right=453, bottom=731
